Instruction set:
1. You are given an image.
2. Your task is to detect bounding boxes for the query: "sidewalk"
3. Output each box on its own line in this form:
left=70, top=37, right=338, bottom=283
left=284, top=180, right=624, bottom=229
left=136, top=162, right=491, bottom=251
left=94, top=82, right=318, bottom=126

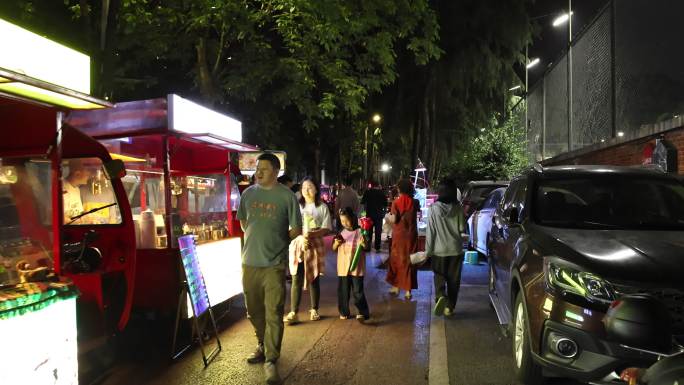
left=101, top=238, right=436, bottom=385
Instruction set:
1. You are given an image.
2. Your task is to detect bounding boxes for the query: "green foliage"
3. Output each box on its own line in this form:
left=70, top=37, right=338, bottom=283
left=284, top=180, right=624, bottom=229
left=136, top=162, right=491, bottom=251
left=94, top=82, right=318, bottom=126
left=444, top=104, right=528, bottom=182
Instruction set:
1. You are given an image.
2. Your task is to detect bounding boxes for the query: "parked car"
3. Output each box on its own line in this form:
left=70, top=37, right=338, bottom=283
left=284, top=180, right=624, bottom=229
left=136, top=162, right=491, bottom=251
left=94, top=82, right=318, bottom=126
left=467, top=187, right=506, bottom=257
left=487, top=165, right=684, bottom=384
left=461, top=180, right=509, bottom=218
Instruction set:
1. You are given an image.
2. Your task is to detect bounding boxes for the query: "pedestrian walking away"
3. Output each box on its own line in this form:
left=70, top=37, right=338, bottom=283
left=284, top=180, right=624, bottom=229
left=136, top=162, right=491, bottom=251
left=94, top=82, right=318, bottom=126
left=386, top=178, right=419, bottom=299
left=425, top=179, right=467, bottom=317
left=238, top=153, right=302, bottom=385
left=361, top=179, right=387, bottom=252
left=334, top=176, right=361, bottom=229
left=285, top=177, right=332, bottom=324
left=332, top=207, right=370, bottom=322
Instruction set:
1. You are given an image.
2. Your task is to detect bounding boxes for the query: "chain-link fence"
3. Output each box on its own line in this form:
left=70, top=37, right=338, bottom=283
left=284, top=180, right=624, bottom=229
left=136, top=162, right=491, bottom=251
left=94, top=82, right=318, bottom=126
left=526, top=0, right=684, bottom=162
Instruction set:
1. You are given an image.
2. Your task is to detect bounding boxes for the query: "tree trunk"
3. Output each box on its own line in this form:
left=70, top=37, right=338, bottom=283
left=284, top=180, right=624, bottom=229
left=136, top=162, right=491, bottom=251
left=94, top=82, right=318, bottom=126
left=96, top=0, right=121, bottom=98
left=196, top=37, right=215, bottom=106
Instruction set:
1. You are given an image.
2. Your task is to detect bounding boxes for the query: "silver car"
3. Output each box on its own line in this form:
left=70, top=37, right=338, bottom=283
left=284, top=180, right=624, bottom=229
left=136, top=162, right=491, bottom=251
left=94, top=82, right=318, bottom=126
left=467, top=187, right=506, bottom=257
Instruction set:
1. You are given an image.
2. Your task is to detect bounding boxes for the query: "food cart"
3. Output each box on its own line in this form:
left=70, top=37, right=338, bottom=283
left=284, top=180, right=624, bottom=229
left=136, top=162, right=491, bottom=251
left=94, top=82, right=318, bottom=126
left=0, top=18, right=136, bottom=384
left=66, top=95, right=258, bottom=315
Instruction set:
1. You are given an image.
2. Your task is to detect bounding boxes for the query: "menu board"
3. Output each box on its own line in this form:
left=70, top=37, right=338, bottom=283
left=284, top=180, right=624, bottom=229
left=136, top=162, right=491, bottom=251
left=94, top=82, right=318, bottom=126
left=178, top=235, right=210, bottom=317
left=238, top=151, right=287, bottom=173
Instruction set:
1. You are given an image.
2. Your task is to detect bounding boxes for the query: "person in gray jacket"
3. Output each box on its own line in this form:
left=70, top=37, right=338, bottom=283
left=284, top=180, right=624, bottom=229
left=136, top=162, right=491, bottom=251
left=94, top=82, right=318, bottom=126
left=425, top=179, right=466, bottom=316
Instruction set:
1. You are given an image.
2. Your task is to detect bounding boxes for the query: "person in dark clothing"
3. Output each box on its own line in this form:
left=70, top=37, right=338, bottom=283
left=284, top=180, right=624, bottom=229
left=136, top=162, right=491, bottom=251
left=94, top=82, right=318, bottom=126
left=360, top=180, right=386, bottom=252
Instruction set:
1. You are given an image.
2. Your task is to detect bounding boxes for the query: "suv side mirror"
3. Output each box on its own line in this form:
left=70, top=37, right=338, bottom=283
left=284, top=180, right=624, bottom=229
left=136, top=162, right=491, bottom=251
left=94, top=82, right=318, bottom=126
left=103, top=159, right=126, bottom=179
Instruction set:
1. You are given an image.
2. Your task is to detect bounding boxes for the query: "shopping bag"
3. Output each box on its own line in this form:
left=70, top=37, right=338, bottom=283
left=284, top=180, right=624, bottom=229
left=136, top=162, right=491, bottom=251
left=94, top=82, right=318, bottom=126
left=409, top=251, right=427, bottom=265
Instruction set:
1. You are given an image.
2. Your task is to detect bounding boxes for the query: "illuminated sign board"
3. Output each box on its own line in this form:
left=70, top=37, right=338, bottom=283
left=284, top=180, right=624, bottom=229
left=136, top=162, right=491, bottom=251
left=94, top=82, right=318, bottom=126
left=168, top=94, right=242, bottom=142
left=0, top=18, right=90, bottom=93
left=178, top=235, right=210, bottom=316
left=185, top=237, right=243, bottom=318
left=238, top=151, right=287, bottom=176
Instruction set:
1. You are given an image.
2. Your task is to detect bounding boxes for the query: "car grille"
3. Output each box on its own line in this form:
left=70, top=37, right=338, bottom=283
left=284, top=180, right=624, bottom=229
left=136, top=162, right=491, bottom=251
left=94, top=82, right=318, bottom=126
left=612, top=284, right=684, bottom=337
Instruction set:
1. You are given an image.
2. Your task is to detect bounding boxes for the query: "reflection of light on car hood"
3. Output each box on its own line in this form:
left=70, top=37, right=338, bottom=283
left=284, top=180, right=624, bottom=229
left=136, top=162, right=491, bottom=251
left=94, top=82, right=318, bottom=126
left=583, top=248, right=638, bottom=262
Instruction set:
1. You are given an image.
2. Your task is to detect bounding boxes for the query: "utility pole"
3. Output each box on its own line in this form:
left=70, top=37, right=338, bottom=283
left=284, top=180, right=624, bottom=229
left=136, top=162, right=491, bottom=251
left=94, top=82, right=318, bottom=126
left=567, top=0, right=573, bottom=151
left=363, top=125, right=368, bottom=182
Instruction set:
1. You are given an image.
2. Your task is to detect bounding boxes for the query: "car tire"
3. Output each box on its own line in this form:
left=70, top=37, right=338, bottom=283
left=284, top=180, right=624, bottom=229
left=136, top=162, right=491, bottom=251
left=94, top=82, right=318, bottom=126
left=512, top=291, right=544, bottom=385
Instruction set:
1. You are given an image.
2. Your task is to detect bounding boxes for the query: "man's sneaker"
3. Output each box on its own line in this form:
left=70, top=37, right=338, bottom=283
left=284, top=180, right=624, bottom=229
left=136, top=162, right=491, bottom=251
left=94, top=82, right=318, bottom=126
left=433, top=296, right=447, bottom=316
left=444, top=307, right=454, bottom=317
left=356, top=314, right=369, bottom=323
left=264, top=361, right=281, bottom=385
left=283, top=311, right=299, bottom=324
left=340, top=314, right=350, bottom=319
left=309, top=309, right=320, bottom=321
left=246, top=344, right=265, bottom=364
left=389, top=286, right=399, bottom=295
left=404, top=291, right=412, bottom=300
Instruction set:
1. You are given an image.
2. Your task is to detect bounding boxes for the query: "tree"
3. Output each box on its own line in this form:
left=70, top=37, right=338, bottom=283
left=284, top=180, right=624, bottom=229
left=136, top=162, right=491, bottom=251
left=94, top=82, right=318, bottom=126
left=377, top=0, right=533, bottom=183
left=442, top=101, right=528, bottom=182
left=56, top=0, right=442, bottom=177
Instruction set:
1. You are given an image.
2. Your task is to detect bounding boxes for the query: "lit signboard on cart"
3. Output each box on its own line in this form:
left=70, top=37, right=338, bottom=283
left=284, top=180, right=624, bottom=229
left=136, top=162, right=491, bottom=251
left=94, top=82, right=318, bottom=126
left=168, top=94, right=242, bottom=142
left=0, top=18, right=109, bottom=109
left=239, top=151, right=287, bottom=176
left=0, top=18, right=90, bottom=93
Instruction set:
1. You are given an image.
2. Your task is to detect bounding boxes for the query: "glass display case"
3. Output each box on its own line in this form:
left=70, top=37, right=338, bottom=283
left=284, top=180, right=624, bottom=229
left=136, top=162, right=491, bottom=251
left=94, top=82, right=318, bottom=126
left=0, top=157, right=53, bottom=286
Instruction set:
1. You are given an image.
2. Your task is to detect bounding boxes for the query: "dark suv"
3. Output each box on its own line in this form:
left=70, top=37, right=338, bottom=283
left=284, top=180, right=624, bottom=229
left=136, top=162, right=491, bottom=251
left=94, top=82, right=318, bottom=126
left=487, top=165, right=684, bottom=384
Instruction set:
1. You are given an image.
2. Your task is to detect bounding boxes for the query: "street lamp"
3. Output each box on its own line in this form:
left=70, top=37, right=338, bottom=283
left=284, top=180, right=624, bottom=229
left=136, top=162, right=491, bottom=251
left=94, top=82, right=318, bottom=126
left=524, top=51, right=540, bottom=150
left=526, top=58, right=540, bottom=69
left=552, top=11, right=573, bottom=27
left=364, top=113, right=382, bottom=181
left=381, top=163, right=390, bottom=172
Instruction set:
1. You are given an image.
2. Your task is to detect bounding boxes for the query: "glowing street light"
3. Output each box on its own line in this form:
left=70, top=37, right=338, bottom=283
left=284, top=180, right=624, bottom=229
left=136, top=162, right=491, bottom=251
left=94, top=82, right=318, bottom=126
left=372, top=114, right=382, bottom=124
left=526, top=58, right=540, bottom=69
left=552, top=11, right=573, bottom=27
left=381, top=163, right=390, bottom=172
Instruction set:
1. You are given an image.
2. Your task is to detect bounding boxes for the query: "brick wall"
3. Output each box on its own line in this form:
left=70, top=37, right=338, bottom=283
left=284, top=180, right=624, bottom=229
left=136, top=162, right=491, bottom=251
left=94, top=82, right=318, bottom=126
left=542, top=126, right=684, bottom=175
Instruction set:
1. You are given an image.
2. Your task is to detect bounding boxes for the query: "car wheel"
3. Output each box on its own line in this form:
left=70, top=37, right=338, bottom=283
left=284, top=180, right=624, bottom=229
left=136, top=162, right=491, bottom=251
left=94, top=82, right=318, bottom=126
left=513, top=291, right=544, bottom=385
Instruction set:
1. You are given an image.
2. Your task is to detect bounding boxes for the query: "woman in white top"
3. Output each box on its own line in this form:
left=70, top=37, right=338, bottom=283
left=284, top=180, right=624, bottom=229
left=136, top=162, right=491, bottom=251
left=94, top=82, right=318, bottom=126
left=285, top=177, right=332, bottom=323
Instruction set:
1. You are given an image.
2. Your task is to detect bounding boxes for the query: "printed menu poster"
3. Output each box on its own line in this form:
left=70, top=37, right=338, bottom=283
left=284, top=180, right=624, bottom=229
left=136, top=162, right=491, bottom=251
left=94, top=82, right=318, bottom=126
left=178, top=235, right=210, bottom=316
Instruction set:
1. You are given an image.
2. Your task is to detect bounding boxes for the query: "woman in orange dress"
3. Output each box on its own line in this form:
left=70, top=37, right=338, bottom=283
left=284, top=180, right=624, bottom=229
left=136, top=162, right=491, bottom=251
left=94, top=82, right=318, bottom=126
left=386, top=179, right=419, bottom=299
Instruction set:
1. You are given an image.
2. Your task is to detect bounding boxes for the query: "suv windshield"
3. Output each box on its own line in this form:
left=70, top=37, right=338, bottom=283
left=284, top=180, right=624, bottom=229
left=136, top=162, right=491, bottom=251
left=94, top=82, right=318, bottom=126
left=534, top=176, right=684, bottom=230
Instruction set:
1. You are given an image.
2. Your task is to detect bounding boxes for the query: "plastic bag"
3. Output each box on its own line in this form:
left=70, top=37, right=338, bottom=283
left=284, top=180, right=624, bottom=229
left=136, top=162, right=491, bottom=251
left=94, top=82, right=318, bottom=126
left=409, top=251, right=427, bottom=265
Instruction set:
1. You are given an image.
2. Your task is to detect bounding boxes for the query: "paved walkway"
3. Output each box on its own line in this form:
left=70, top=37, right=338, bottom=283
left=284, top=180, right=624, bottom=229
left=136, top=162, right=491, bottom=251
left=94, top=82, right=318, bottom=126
left=98, top=240, right=581, bottom=385
left=102, top=239, right=433, bottom=385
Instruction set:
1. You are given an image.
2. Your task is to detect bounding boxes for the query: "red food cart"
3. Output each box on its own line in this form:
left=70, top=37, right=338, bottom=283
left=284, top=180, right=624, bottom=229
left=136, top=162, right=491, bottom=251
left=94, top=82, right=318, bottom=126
left=0, top=17, right=136, bottom=384
left=66, top=95, right=258, bottom=315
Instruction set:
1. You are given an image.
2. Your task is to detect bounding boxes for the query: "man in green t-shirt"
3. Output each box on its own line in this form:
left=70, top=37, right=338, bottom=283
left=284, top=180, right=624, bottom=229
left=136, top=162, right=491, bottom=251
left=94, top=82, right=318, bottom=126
left=237, top=153, right=302, bottom=385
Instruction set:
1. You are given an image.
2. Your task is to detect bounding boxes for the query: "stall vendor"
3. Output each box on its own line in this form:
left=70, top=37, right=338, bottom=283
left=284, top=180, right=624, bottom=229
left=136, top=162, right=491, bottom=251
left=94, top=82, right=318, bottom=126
left=62, top=159, right=89, bottom=223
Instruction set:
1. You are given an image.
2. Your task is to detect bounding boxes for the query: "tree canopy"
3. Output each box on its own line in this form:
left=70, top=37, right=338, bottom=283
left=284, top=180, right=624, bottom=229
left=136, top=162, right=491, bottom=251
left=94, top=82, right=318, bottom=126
left=1, top=0, right=533, bottom=183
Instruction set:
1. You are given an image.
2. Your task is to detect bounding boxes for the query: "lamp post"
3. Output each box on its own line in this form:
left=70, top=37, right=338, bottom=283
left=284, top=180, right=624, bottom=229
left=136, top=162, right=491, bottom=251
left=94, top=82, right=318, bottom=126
left=551, top=6, right=573, bottom=150
left=525, top=50, right=539, bottom=149
left=525, top=7, right=572, bottom=160
left=364, top=114, right=382, bottom=182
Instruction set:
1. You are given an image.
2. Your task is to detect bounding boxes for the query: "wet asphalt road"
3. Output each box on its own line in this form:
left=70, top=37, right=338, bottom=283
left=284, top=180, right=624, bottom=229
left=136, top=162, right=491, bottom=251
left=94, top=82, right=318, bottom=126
left=99, top=238, right=584, bottom=385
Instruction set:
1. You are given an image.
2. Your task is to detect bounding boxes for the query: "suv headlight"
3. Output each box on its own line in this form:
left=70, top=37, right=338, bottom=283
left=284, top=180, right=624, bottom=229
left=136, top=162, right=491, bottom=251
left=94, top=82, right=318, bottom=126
left=544, top=258, right=616, bottom=304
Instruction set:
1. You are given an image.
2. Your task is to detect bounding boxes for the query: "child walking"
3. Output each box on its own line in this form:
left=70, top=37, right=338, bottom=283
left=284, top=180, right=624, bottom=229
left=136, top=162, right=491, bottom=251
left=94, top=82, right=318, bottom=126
left=332, top=207, right=370, bottom=322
